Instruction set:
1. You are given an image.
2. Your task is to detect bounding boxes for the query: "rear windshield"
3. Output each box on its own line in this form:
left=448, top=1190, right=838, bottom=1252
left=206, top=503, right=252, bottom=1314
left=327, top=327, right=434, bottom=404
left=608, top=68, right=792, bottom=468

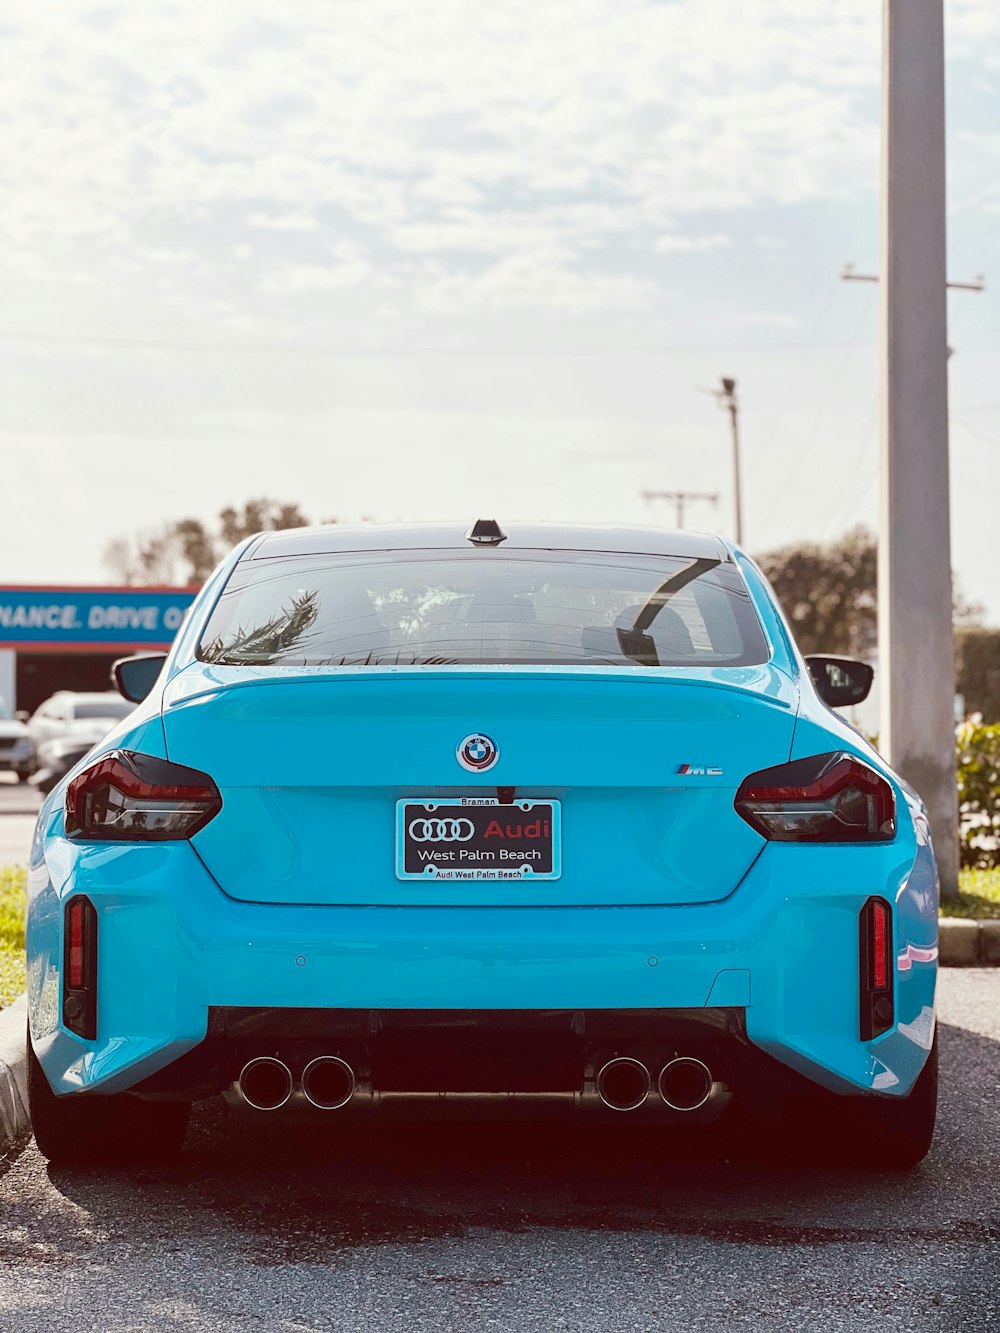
left=197, top=549, right=769, bottom=669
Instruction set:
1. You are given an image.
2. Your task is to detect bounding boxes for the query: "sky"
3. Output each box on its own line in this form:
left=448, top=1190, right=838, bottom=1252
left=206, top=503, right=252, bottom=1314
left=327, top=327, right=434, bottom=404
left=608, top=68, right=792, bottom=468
left=1, top=1, right=998, bottom=615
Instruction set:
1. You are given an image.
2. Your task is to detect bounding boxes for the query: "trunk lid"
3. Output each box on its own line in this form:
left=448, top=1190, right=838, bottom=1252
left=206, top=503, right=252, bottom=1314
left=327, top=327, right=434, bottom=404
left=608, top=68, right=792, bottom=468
left=162, top=663, right=798, bottom=907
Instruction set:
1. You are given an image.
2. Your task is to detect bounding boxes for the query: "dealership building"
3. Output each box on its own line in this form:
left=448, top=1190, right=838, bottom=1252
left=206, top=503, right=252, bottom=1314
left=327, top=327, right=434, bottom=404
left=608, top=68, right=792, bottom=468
left=0, top=585, right=198, bottom=714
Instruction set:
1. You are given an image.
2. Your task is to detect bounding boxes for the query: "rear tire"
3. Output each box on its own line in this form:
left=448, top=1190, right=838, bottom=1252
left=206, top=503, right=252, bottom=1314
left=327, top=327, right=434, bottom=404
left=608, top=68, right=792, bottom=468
left=793, top=1034, right=937, bottom=1170
left=28, top=1031, right=190, bottom=1166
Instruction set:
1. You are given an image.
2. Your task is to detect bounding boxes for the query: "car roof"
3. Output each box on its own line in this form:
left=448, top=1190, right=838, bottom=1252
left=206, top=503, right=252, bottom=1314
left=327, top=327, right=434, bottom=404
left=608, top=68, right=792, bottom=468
left=49, top=691, right=125, bottom=703
left=247, top=521, right=733, bottom=562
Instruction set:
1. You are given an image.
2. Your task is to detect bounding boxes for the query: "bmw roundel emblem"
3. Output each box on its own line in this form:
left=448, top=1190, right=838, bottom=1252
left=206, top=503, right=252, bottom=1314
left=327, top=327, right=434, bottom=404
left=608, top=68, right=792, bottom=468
left=457, top=733, right=499, bottom=773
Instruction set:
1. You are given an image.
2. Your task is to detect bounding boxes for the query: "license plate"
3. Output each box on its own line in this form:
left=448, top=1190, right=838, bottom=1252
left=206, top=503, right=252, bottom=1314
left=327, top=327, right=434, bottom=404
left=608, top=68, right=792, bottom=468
left=396, top=799, right=562, bottom=881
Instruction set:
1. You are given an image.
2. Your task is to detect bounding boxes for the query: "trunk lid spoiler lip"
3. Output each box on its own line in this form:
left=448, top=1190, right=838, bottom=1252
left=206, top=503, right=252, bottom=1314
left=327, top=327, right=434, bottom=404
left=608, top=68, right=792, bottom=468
left=161, top=660, right=801, bottom=713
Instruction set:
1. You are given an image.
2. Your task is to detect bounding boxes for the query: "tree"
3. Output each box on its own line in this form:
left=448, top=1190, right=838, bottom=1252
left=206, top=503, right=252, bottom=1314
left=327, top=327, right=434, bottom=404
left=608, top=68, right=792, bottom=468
left=755, top=527, right=878, bottom=657
left=956, top=628, right=1000, bottom=723
left=104, top=499, right=319, bottom=586
left=754, top=526, right=982, bottom=659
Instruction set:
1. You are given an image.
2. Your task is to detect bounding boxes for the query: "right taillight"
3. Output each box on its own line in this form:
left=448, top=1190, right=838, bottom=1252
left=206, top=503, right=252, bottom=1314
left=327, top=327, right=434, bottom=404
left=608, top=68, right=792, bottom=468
left=734, top=751, right=896, bottom=843
left=65, top=750, right=222, bottom=842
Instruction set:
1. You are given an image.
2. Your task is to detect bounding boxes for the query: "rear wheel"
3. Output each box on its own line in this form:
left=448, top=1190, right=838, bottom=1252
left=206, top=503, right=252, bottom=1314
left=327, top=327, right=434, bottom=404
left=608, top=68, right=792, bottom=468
left=792, top=1035, right=937, bottom=1170
left=28, top=1031, right=190, bottom=1166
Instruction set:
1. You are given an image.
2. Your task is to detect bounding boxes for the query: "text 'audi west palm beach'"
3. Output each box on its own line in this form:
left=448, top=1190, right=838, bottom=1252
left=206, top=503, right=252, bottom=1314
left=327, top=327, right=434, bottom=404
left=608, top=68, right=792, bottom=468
left=25, top=521, right=938, bottom=1168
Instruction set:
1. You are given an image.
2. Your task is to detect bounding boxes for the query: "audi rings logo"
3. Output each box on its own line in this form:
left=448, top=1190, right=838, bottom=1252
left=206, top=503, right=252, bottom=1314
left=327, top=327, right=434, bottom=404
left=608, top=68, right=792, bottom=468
left=456, top=732, right=500, bottom=773
left=408, top=817, right=476, bottom=843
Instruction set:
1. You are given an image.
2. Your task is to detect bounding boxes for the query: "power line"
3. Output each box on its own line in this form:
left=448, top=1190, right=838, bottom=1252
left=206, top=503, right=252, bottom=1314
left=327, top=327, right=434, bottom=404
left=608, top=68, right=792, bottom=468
left=951, top=417, right=1000, bottom=446
left=754, top=276, right=841, bottom=471
left=0, top=328, right=880, bottom=358
left=823, top=403, right=880, bottom=536
left=763, top=285, right=878, bottom=517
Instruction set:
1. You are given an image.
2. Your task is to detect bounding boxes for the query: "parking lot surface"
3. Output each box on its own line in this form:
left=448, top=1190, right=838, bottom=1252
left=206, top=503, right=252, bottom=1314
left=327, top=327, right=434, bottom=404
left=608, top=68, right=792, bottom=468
left=0, top=777, right=40, bottom=865
left=0, top=970, right=997, bottom=1331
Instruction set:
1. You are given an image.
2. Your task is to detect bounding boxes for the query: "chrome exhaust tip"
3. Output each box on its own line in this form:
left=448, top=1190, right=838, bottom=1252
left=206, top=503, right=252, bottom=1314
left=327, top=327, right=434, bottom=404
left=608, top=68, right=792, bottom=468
left=596, top=1057, right=651, bottom=1111
left=301, top=1056, right=356, bottom=1111
left=658, top=1057, right=713, bottom=1112
left=238, top=1056, right=293, bottom=1111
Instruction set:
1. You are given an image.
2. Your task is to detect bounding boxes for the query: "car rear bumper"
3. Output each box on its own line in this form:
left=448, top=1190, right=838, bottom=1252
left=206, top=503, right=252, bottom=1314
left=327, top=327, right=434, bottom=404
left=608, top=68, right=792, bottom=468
left=27, top=832, right=938, bottom=1102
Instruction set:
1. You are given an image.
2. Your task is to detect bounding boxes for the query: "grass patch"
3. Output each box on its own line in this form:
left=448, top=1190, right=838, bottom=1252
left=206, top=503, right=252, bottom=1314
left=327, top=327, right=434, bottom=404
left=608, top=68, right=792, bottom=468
left=942, top=867, right=1000, bottom=920
left=0, top=866, right=27, bottom=1008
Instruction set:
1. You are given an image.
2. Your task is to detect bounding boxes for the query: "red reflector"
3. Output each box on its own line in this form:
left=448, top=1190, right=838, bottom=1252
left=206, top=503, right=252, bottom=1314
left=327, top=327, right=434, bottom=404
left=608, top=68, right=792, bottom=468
left=67, top=899, right=86, bottom=989
left=63, top=896, right=98, bottom=1040
left=872, top=900, right=888, bottom=989
left=859, top=896, right=894, bottom=1041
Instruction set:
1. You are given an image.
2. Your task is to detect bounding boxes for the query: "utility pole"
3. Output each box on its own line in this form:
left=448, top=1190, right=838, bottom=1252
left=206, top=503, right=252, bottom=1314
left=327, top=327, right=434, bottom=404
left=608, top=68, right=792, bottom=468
left=702, top=378, right=743, bottom=545
left=881, top=0, right=958, bottom=897
left=721, top=378, right=743, bottom=545
left=641, top=489, right=718, bottom=529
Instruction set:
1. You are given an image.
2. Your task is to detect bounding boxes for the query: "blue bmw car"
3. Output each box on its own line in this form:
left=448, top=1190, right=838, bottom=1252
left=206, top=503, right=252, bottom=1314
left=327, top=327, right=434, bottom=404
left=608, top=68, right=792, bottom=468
left=25, top=521, right=938, bottom=1167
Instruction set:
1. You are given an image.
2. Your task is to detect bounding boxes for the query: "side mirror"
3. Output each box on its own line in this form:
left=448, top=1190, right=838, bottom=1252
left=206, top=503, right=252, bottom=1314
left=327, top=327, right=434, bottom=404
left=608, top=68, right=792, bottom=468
left=112, top=654, right=168, bottom=704
left=805, top=655, right=874, bottom=708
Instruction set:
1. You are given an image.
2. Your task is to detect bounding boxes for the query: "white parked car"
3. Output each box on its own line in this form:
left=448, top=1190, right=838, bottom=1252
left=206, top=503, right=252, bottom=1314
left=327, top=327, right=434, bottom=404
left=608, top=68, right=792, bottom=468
left=0, top=694, right=34, bottom=782
left=26, top=691, right=135, bottom=753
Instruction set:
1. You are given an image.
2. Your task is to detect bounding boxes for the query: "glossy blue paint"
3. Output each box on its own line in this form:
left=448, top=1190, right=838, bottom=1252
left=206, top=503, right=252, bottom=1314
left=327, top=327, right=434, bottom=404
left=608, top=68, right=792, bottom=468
left=26, top=525, right=938, bottom=1106
left=168, top=663, right=793, bottom=908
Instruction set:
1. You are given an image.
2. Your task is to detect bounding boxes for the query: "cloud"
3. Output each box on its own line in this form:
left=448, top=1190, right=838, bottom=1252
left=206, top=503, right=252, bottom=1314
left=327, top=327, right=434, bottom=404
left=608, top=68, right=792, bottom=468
left=654, top=233, right=732, bottom=254
left=0, top=0, right=995, bottom=325
left=411, top=253, right=658, bottom=314
left=248, top=211, right=321, bottom=232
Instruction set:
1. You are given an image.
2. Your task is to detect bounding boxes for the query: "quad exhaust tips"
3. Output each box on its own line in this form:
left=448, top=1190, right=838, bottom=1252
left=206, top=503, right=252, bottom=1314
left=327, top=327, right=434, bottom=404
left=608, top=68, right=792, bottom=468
left=658, top=1057, right=714, bottom=1112
left=238, top=1057, right=294, bottom=1112
left=236, top=1053, right=709, bottom=1114
left=596, top=1057, right=652, bottom=1111
left=236, top=1056, right=357, bottom=1111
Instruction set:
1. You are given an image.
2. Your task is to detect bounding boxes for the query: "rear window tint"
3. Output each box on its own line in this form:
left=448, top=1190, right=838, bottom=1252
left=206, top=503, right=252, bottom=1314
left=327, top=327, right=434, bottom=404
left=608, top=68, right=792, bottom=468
left=198, top=550, right=769, bottom=669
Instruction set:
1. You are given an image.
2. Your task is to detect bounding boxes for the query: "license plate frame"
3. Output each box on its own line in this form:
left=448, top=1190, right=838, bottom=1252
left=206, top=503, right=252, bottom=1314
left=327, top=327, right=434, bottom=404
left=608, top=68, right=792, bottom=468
left=395, top=798, right=562, bottom=882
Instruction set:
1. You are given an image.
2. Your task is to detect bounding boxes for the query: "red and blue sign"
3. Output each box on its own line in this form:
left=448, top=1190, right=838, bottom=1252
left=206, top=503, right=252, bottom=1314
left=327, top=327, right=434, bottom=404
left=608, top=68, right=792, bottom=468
left=0, top=585, right=198, bottom=652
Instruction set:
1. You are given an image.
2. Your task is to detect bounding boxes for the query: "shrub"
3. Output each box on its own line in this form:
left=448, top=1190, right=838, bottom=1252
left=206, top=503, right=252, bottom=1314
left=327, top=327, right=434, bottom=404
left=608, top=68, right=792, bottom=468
left=957, top=718, right=1000, bottom=868
left=956, top=628, right=1000, bottom=723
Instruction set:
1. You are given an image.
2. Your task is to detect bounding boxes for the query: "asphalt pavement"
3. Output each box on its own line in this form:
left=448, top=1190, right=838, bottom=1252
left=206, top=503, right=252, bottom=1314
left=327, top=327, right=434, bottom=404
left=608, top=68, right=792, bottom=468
left=0, top=970, right=997, bottom=1331
left=0, top=776, right=40, bottom=865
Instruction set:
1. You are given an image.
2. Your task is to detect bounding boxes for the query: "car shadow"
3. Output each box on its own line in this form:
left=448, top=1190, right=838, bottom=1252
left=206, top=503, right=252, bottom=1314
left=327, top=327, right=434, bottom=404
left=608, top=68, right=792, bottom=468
left=42, top=1022, right=999, bottom=1267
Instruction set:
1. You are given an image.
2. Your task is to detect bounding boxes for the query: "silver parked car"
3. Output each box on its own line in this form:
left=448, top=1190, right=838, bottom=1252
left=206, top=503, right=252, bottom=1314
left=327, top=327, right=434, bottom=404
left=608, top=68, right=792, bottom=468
left=26, top=691, right=135, bottom=752
left=26, top=691, right=136, bottom=794
left=0, top=694, right=34, bottom=781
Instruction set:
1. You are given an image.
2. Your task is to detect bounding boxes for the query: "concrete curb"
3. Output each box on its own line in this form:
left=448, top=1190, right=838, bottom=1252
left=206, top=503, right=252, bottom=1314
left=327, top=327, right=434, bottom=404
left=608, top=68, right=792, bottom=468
left=0, top=995, right=29, bottom=1155
left=939, top=917, right=1000, bottom=967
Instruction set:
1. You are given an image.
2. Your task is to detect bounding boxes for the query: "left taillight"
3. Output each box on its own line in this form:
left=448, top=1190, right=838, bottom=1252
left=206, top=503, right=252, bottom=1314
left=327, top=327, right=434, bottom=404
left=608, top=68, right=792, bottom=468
left=734, top=751, right=896, bottom=843
left=65, top=750, right=222, bottom=842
